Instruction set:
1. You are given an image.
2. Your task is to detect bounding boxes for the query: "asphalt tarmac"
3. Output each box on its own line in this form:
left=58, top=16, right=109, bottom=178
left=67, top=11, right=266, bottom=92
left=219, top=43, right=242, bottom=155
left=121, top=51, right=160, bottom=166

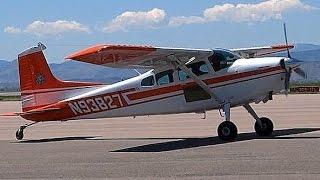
left=0, top=94, right=319, bottom=179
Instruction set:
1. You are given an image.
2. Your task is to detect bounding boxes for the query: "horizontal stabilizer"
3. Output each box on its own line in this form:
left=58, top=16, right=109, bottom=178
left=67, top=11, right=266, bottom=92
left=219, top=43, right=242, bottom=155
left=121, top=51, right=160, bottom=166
left=0, top=112, right=22, bottom=116
left=1, top=107, right=61, bottom=117
left=22, top=107, right=61, bottom=115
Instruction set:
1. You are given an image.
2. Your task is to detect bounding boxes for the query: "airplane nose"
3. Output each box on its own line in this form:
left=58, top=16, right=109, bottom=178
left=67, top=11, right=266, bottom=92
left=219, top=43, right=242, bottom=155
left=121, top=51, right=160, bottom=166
left=280, top=57, right=307, bottom=79
left=284, top=57, right=302, bottom=69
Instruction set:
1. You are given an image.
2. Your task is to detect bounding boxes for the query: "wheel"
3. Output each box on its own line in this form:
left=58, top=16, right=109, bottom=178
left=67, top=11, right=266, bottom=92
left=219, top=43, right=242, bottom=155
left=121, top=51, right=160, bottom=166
left=254, top=117, right=273, bottom=136
left=218, top=121, right=238, bottom=141
left=15, top=128, right=24, bottom=140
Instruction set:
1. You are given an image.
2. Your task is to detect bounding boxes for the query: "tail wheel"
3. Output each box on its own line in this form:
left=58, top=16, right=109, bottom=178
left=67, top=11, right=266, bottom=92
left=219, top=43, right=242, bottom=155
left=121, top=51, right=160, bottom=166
left=254, top=117, right=274, bottom=136
left=16, top=128, right=24, bottom=140
left=218, top=121, right=238, bottom=141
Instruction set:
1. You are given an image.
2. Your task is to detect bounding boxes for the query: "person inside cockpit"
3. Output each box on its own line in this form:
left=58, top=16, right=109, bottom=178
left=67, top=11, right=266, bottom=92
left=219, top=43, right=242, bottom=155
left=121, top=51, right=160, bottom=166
left=208, top=50, right=240, bottom=72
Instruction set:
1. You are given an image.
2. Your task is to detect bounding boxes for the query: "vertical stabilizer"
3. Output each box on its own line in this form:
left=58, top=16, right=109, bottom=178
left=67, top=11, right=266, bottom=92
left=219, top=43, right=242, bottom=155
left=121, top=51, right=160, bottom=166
left=18, top=43, right=101, bottom=112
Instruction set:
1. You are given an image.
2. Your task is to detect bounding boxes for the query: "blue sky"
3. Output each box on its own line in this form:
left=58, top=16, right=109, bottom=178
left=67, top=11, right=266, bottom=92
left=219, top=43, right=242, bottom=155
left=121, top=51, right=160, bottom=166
left=0, top=0, right=319, bottom=63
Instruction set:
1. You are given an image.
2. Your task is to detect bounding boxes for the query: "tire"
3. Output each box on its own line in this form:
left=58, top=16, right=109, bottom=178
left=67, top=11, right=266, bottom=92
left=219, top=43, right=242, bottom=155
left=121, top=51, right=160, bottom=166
left=254, top=117, right=273, bottom=136
left=16, top=129, right=24, bottom=140
left=218, top=121, right=238, bottom=141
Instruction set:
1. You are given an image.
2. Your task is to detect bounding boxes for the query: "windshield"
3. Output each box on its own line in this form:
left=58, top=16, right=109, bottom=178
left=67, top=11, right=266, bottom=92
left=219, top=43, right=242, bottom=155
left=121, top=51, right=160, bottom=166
left=209, top=49, right=240, bottom=71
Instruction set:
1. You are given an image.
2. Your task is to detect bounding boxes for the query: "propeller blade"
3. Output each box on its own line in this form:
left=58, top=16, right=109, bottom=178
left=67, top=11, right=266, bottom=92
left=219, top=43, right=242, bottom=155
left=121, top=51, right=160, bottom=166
left=285, top=70, right=291, bottom=91
left=283, top=23, right=292, bottom=59
left=280, top=59, right=291, bottom=95
left=293, top=67, right=307, bottom=78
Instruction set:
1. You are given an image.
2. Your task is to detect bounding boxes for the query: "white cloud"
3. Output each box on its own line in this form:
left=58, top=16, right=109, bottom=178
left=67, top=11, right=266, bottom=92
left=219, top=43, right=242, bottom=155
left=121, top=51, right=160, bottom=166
left=169, top=16, right=205, bottom=26
left=169, top=0, right=314, bottom=26
left=4, top=26, right=22, bottom=34
left=103, top=8, right=166, bottom=32
left=25, top=20, right=90, bottom=36
left=4, top=20, right=90, bottom=36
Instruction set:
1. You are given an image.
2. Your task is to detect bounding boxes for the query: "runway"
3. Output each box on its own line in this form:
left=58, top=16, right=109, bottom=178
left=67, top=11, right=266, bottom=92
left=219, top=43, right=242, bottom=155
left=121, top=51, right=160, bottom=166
left=0, top=94, right=319, bottom=179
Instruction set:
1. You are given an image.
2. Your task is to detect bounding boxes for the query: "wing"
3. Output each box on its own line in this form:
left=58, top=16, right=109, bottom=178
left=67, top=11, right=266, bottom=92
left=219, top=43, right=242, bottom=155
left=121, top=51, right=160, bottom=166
left=231, top=44, right=294, bottom=58
left=66, top=44, right=213, bottom=69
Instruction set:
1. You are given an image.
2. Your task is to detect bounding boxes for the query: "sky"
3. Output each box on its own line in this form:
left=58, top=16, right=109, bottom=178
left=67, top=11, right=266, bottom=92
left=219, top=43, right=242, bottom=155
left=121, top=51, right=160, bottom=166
left=0, top=0, right=319, bottom=63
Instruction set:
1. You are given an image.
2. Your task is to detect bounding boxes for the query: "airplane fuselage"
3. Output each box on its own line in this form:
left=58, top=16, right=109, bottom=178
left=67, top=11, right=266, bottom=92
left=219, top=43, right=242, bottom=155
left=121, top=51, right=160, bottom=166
left=31, top=56, right=287, bottom=121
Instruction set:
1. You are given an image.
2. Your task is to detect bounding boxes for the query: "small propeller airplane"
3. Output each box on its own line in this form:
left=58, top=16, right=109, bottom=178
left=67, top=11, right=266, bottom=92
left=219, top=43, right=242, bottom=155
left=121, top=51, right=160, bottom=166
left=2, top=24, right=306, bottom=141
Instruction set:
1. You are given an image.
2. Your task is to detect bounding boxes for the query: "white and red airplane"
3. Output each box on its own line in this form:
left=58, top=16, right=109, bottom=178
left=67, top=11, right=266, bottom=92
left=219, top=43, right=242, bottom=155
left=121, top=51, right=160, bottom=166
left=2, top=27, right=306, bottom=141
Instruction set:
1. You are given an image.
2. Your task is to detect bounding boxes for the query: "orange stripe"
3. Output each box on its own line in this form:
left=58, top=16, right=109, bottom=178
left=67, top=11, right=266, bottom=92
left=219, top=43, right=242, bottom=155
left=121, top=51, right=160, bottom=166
left=127, top=85, right=182, bottom=101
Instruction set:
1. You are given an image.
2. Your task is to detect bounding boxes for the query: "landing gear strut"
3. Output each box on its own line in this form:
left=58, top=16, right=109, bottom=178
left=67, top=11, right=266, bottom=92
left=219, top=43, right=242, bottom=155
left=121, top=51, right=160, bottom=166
left=15, top=122, right=38, bottom=140
left=217, top=103, right=238, bottom=141
left=243, top=104, right=274, bottom=136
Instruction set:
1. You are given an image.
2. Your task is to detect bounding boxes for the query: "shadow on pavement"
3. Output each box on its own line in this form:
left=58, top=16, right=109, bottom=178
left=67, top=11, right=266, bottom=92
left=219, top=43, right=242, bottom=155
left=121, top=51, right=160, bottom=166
left=12, top=128, right=320, bottom=150
left=14, top=136, right=101, bottom=143
left=112, top=128, right=320, bottom=152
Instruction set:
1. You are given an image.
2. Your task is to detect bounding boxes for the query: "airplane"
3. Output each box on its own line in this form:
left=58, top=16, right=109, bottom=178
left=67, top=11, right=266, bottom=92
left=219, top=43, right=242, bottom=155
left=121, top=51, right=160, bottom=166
left=1, top=24, right=306, bottom=141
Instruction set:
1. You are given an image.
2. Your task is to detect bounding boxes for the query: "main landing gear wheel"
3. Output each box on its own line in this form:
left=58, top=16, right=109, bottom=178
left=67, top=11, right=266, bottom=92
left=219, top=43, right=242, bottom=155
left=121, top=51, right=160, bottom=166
left=254, top=117, right=274, bottom=136
left=218, top=121, right=238, bottom=141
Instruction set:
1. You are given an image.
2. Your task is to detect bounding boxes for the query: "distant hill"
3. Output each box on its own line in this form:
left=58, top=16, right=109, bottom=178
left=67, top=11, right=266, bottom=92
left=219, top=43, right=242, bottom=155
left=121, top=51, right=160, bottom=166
left=0, top=43, right=319, bottom=91
left=50, top=61, right=137, bottom=83
left=276, top=45, right=320, bottom=62
left=291, top=43, right=320, bottom=52
left=0, top=60, right=137, bottom=91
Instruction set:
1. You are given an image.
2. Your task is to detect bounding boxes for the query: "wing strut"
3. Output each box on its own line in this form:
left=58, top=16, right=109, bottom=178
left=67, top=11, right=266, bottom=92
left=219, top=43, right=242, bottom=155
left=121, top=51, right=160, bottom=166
left=169, top=55, right=224, bottom=105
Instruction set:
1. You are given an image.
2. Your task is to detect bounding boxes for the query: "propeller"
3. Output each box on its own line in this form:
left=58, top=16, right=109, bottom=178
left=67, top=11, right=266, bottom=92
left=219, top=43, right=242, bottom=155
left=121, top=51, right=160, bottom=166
left=283, top=23, right=291, bottom=59
left=281, top=23, right=307, bottom=94
left=293, top=67, right=307, bottom=78
left=280, top=59, right=291, bottom=93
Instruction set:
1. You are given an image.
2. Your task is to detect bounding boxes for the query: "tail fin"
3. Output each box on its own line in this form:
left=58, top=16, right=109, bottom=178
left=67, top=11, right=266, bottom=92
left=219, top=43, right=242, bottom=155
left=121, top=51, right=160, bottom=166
left=19, top=43, right=101, bottom=112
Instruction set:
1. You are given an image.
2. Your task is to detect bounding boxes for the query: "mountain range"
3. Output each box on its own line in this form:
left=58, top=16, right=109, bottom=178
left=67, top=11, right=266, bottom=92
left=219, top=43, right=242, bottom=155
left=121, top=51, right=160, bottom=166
left=0, top=43, right=319, bottom=91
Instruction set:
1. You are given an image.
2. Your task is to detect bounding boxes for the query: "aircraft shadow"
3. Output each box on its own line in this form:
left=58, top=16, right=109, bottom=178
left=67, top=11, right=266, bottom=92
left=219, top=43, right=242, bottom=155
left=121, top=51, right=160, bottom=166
left=15, top=136, right=101, bottom=143
left=112, top=128, right=320, bottom=153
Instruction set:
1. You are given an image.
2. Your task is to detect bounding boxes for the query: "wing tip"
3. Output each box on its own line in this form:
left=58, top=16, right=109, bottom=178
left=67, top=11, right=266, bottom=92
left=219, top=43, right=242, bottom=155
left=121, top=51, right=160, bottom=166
left=65, top=44, right=105, bottom=60
left=271, top=44, right=294, bottom=50
left=65, top=44, right=156, bottom=63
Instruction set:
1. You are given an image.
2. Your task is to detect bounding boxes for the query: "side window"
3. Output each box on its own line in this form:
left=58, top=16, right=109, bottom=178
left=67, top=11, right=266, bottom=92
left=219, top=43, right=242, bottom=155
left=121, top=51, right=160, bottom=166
left=178, top=61, right=209, bottom=81
left=208, top=52, right=225, bottom=72
left=141, top=75, right=155, bottom=87
left=178, top=70, right=188, bottom=81
left=156, top=70, right=174, bottom=85
left=190, top=61, right=209, bottom=76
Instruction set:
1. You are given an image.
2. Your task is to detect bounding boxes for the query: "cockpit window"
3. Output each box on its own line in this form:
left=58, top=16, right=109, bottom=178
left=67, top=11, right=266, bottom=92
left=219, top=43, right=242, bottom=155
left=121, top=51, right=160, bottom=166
left=209, top=50, right=240, bottom=71
left=156, top=70, right=174, bottom=85
left=178, top=61, right=209, bottom=81
left=141, top=75, right=155, bottom=87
